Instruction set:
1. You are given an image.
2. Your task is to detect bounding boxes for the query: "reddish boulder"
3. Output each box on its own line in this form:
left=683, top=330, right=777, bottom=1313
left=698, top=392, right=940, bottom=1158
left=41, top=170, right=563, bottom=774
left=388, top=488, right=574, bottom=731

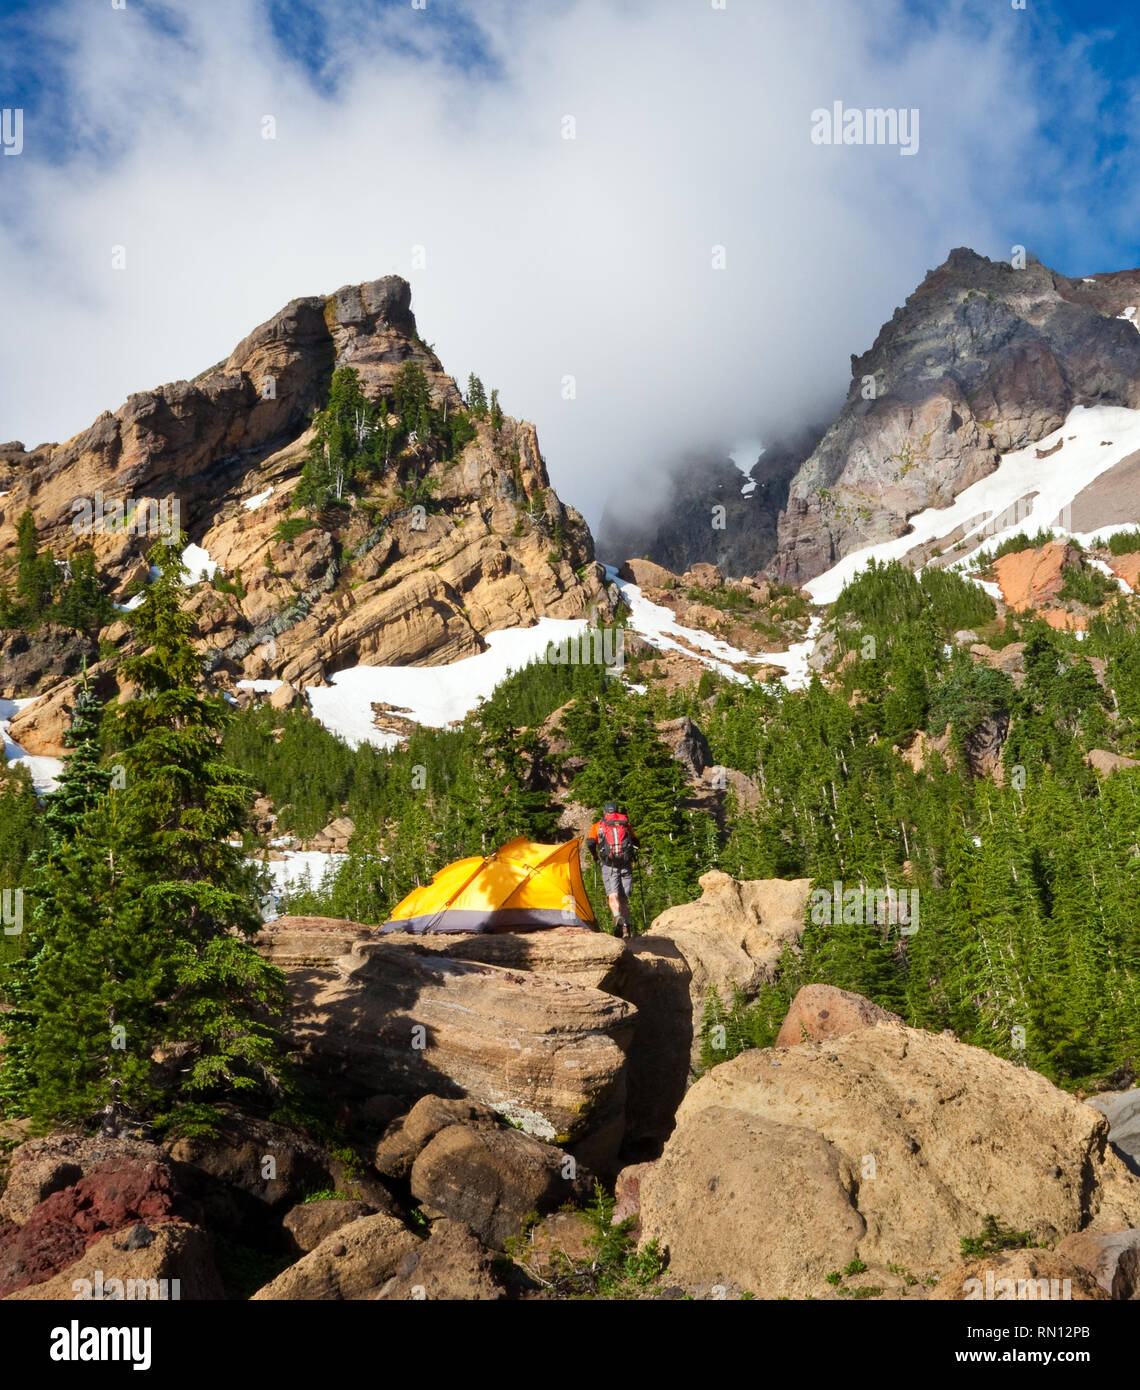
left=774, top=984, right=904, bottom=1048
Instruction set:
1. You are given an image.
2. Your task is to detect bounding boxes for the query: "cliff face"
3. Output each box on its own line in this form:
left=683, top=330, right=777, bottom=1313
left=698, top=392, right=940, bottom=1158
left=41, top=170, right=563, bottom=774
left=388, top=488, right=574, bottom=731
left=772, top=249, right=1140, bottom=585
left=0, top=277, right=610, bottom=691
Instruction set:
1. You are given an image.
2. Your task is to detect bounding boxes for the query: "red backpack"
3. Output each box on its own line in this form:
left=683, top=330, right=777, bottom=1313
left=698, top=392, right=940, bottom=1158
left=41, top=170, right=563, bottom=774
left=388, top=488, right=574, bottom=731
left=598, top=812, right=634, bottom=867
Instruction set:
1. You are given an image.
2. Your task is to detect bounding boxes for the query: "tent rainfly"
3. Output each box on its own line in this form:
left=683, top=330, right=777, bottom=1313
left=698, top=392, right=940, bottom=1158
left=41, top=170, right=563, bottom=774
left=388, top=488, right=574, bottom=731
left=381, top=836, right=597, bottom=934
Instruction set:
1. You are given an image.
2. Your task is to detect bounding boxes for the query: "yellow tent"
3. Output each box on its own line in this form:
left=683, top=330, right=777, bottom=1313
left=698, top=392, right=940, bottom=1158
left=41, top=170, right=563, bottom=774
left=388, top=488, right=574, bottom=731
left=381, top=836, right=597, bottom=934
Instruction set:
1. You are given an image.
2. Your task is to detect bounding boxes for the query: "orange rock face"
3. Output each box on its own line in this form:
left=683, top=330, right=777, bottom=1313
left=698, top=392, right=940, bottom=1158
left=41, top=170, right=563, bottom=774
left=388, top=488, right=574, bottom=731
left=1109, top=551, right=1140, bottom=589
left=992, top=541, right=1075, bottom=611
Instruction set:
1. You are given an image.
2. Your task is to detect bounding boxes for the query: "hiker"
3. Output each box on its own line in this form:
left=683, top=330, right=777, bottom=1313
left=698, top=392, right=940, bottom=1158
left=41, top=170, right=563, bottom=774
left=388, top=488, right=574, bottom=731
left=587, top=802, right=638, bottom=938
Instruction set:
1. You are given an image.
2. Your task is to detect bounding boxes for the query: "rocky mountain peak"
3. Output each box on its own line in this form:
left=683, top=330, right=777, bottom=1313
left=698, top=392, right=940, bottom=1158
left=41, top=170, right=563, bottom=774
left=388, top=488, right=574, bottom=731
left=0, top=275, right=610, bottom=720
left=773, top=247, right=1140, bottom=585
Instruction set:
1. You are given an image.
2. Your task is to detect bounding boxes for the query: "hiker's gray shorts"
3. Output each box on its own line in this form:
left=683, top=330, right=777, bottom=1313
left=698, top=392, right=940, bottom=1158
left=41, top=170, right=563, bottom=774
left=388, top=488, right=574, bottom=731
left=601, top=863, right=633, bottom=897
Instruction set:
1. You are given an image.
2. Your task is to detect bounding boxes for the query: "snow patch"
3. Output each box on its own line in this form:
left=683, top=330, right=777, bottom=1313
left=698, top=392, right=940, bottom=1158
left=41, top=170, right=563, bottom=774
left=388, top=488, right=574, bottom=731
left=605, top=566, right=819, bottom=692
left=237, top=679, right=285, bottom=694
left=1118, top=306, right=1140, bottom=333
left=243, top=487, right=274, bottom=512
left=803, top=405, right=1140, bottom=605
left=0, top=697, right=65, bottom=796
left=181, top=543, right=219, bottom=584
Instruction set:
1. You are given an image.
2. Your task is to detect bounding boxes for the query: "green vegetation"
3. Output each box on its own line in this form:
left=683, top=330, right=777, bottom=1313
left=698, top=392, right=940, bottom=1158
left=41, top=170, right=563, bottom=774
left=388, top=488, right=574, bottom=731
left=960, top=1214, right=1037, bottom=1259
left=507, top=1183, right=665, bottom=1299
left=0, top=542, right=289, bottom=1133
left=0, top=509, right=115, bottom=634
left=1058, top=563, right=1116, bottom=606
left=971, top=528, right=1056, bottom=567
left=1104, top=529, right=1140, bottom=556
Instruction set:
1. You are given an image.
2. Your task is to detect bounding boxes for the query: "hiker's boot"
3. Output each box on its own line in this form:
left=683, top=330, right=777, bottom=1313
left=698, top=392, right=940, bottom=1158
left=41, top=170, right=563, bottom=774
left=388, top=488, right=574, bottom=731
left=615, top=919, right=631, bottom=940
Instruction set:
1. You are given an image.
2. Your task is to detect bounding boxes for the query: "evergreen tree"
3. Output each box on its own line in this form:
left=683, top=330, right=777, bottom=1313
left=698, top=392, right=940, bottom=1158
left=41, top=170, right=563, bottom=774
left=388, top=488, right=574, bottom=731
left=4, top=542, right=288, bottom=1132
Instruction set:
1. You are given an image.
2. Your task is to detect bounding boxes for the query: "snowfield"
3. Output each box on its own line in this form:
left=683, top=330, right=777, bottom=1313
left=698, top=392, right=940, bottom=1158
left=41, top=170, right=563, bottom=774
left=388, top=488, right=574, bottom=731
left=803, top=404, right=1140, bottom=605
left=306, top=618, right=592, bottom=749
left=0, top=697, right=64, bottom=795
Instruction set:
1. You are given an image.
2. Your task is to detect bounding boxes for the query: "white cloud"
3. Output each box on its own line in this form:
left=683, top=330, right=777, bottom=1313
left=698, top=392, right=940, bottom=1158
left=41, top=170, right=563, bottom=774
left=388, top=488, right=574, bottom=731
left=0, top=0, right=1116, bottom=534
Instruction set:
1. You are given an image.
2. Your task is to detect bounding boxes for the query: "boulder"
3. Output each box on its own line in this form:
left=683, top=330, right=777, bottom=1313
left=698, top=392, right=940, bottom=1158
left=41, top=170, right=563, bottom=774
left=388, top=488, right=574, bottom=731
left=640, top=1105, right=865, bottom=1298
left=4, top=1222, right=224, bottom=1301
left=617, top=558, right=679, bottom=590
left=373, top=1096, right=501, bottom=1181
left=930, top=1249, right=1108, bottom=1302
left=283, top=1199, right=374, bottom=1255
left=309, top=815, right=355, bottom=851
left=283, top=938, right=635, bottom=1172
left=375, top=1218, right=506, bottom=1300
left=250, top=1211, right=419, bottom=1300
left=410, top=1123, right=592, bottom=1249
left=1087, top=1088, right=1140, bottom=1175
left=0, top=1138, right=192, bottom=1298
left=773, top=983, right=904, bottom=1047
left=1055, top=1228, right=1140, bottom=1299
left=0, top=1133, right=171, bottom=1225
left=682, top=562, right=724, bottom=590
left=637, top=1021, right=1140, bottom=1296
left=268, top=680, right=299, bottom=711
left=633, top=872, right=811, bottom=1074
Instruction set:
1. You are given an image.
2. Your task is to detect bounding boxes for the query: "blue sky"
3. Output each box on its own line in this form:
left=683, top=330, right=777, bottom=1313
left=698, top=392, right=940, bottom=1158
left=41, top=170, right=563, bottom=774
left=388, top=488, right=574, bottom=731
left=2, top=0, right=1140, bottom=523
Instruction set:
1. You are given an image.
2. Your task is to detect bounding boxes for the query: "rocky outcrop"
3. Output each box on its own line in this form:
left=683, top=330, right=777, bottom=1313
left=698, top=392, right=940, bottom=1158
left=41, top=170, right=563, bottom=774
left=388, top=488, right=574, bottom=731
left=631, top=872, right=811, bottom=1070
left=273, top=932, right=636, bottom=1171
left=614, top=873, right=811, bottom=1154
left=637, top=1020, right=1140, bottom=1297
left=774, top=250, right=1140, bottom=586
left=0, top=275, right=609, bottom=706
